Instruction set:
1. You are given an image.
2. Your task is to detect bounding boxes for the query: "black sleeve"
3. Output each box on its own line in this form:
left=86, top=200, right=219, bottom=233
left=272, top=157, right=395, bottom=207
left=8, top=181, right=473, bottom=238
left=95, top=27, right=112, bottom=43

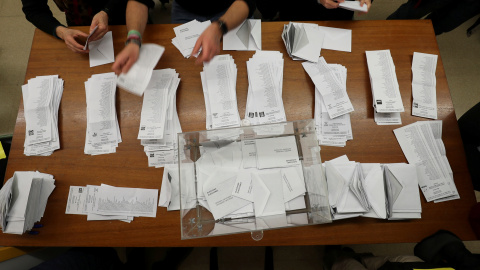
left=103, top=0, right=129, bottom=25
left=131, top=0, right=155, bottom=9
left=21, top=0, right=65, bottom=39
left=243, top=0, right=257, bottom=18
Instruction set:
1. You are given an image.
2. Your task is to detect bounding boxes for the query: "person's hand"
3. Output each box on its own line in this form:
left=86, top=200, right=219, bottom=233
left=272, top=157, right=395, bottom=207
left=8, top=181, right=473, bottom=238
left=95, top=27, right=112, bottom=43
left=112, top=43, right=140, bottom=74
left=89, top=11, right=109, bottom=41
left=191, top=23, right=222, bottom=65
left=359, top=0, right=371, bottom=13
left=318, top=0, right=345, bottom=9
left=56, top=26, right=89, bottom=53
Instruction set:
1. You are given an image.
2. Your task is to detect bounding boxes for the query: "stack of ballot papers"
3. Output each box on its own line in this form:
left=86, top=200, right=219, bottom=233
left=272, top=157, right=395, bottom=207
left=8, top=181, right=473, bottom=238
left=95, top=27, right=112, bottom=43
left=201, top=55, right=241, bottom=129
left=223, top=19, right=261, bottom=51
left=84, top=72, right=122, bottom=155
left=138, top=69, right=182, bottom=168
left=394, top=121, right=459, bottom=203
left=282, top=22, right=324, bottom=62
left=66, top=184, right=158, bottom=221
left=339, top=1, right=368, bottom=12
left=303, top=57, right=353, bottom=146
left=88, top=31, right=114, bottom=67
left=172, top=19, right=211, bottom=58
left=366, top=50, right=404, bottom=125
left=117, top=44, right=165, bottom=96
left=0, top=171, right=56, bottom=235
left=245, top=51, right=286, bottom=125
left=160, top=135, right=309, bottom=229
left=22, top=75, right=64, bottom=156
left=324, top=155, right=422, bottom=220
left=411, top=52, right=438, bottom=119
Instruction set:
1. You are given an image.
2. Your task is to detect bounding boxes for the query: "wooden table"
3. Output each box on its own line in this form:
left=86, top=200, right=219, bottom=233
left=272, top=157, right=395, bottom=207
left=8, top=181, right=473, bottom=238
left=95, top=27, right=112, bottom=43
left=2, top=20, right=477, bottom=247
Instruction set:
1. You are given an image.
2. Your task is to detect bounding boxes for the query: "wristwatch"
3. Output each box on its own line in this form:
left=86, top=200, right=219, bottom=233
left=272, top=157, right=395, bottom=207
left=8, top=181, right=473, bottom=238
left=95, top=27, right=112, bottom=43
left=215, top=19, right=228, bottom=35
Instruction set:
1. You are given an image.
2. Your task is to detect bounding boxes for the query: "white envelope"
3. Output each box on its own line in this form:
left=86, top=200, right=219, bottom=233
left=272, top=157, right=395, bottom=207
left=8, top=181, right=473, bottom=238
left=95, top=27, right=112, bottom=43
left=385, top=164, right=422, bottom=214
left=360, top=163, right=387, bottom=219
left=89, top=31, right=114, bottom=67
left=291, top=23, right=324, bottom=63
left=223, top=19, right=261, bottom=51
left=318, top=26, right=352, bottom=52
left=339, top=1, right=368, bottom=12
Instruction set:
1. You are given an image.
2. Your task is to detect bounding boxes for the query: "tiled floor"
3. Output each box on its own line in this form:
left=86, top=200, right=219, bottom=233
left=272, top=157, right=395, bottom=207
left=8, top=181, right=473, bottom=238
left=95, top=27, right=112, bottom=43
left=1, top=0, right=480, bottom=268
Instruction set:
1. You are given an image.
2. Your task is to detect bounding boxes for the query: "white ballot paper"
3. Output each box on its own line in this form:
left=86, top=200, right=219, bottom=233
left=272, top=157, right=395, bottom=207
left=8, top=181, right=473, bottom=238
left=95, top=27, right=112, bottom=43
left=256, top=136, right=300, bottom=169
left=117, top=44, right=165, bottom=96
left=394, top=121, right=459, bottom=202
left=65, top=186, right=87, bottom=215
left=338, top=1, right=368, bottom=12
left=412, top=52, right=438, bottom=119
left=89, top=31, right=114, bottom=67
left=224, top=19, right=261, bottom=51
left=172, top=20, right=211, bottom=58
left=22, top=75, right=64, bottom=156
left=303, top=57, right=354, bottom=119
left=245, top=51, right=286, bottom=125
left=1, top=171, right=55, bottom=235
left=366, top=50, right=404, bottom=114
left=201, top=55, right=241, bottom=129
left=282, top=22, right=324, bottom=62
left=317, top=26, right=352, bottom=53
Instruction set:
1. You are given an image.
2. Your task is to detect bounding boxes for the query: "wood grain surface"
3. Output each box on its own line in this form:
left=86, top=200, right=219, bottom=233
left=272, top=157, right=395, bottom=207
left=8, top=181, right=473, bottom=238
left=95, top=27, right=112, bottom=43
left=2, top=20, right=476, bottom=247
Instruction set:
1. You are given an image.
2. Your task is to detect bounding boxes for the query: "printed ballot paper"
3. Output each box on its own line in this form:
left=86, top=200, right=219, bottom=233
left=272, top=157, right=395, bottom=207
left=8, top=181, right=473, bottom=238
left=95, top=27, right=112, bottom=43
left=223, top=19, right=261, bottom=51
left=138, top=69, right=182, bottom=168
left=89, top=31, right=114, bottom=67
left=201, top=55, right=241, bottom=129
left=282, top=22, right=324, bottom=62
left=0, top=171, right=55, bottom=235
left=117, top=44, right=165, bottom=96
left=412, top=52, right=438, bottom=119
left=394, top=121, right=459, bottom=203
left=245, top=51, right=286, bottom=125
left=22, top=75, right=64, bottom=156
left=172, top=20, right=211, bottom=58
left=84, top=72, right=122, bottom=155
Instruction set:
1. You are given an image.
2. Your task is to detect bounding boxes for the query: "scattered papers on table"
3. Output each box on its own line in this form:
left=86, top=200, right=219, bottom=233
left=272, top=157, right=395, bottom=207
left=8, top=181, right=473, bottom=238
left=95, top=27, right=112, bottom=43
left=366, top=50, right=404, bottom=125
left=139, top=69, right=182, bottom=168
left=201, top=55, right=241, bottom=129
left=394, top=121, right=459, bottom=202
left=317, top=26, right=352, bottom=53
left=0, top=171, right=55, bottom=234
left=303, top=57, right=353, bottom=146
left=172, top=20, right=211, bottom=58
left=22, top=75, right=64, bottom=156
left=117, top=44, right=165, bottom=96
left=339, top=1, right=368, bottom=12
left=282, top=22, right=324, bottom=62
left=412, top=52, right=438, bottom=119
left=324, top=155, right=421, bottom=220
left=223, top=19, right=261, bottom=51
left=89, top=31, right=114, bottom=67
left=66, top=184, right=158, bottom=221
left=84, top=72, right=122, bottom=155
left=245, top=51, right=286, bottom=125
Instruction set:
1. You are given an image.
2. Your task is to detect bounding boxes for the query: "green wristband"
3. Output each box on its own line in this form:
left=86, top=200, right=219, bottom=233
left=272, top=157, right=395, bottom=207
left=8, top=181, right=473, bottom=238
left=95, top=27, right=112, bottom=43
left=127, top=30, right=142, bottom=40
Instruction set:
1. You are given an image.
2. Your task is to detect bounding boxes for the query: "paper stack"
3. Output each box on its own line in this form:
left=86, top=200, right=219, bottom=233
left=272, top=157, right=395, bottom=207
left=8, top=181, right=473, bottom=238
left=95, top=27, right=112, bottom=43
left=282, top=22, right=324, bottom=62
left=324, top=155, right=422, bottom=220
left=303, top=57, right=353, bottom=146
left=339, top=1, right=368, bottom=12
left=245, top=51, right=286, bottom=125
left=366, top=50, right=404, bottom=125
left=84, top=72, right=122, bottom=155
left=394, top=120, right=459, bottom=203
left=223, top=19, right=261, bottom=51
left=0, top=171, right=55, bottom=235
left=22, top=75, right=64, bottom=156
left=66, top=184, right=158, bottom=222
left=201, top=55, right=241, bottom=130
left=412, top=52, right=438, bottom=119
left=172, top=20, right=211, bottom=58
left=138, top=69, right=182, bottom=168
left=117, top=44, right=165, bottom=96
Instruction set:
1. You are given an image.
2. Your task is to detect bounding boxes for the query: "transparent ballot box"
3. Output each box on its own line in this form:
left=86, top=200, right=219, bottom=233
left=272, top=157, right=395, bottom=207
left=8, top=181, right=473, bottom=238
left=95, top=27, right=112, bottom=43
left=178, top=120, right=331, bottom=240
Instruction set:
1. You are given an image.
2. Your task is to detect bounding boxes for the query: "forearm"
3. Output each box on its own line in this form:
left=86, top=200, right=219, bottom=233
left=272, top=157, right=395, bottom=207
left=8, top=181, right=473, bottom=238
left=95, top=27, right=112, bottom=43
left=22, top=0, right=65, bottom=38
left=219, top=0, right=250, bottom=32
left=126, top=0, right=149, bottom=36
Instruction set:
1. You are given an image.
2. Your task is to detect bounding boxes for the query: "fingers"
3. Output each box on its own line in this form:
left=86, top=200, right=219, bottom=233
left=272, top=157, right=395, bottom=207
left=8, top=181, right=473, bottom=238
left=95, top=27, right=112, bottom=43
left=321, top=0, right=340, bottom=9
left=112, top=44, right=139, bottom=74
left=64, top=31, right=89, bottom=53
left=191, top=37, right=202, bottom=58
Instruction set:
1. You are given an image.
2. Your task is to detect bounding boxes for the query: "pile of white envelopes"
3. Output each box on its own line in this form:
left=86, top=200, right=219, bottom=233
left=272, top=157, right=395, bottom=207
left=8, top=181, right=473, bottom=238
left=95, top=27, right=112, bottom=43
left=172, top=20, right=210, bottom=58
